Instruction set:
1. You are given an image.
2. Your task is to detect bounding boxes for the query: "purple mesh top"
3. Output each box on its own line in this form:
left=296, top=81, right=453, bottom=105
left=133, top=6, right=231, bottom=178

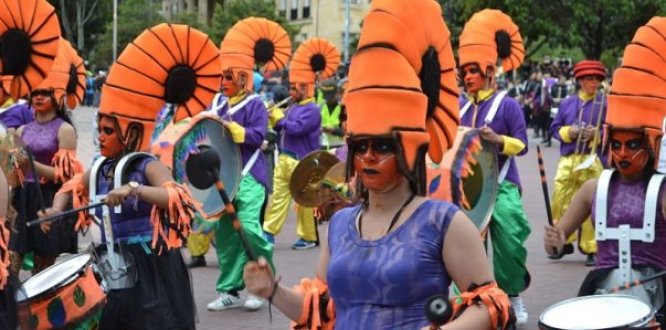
left=21, top=117, right=64, bottom=181
left=327, top=199, right=456, bottom=329
left=592, top=175, right=666, bottom=270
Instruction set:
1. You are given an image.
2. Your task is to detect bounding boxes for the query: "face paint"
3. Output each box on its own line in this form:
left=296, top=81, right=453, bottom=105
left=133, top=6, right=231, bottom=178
left=221, top=70, right=242, bottom=97
left=31, top=88, right=56, bottom=113
left=462, top=64, right=486, bottom=94
left=289, top=83, right=304, bottom=102
left=610, top=130, right=648, bottom=177
left=98, top=116, right=125, bottom=158
left=352, top=138, right=402, bottom=192
left=579, top=75, right=602, bottom=95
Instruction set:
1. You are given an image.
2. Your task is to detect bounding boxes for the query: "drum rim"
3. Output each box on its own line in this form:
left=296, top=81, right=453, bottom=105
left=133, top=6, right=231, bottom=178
left=16, top=253, right=93, bottom=303
left=538, top=294, right=655, bottom=330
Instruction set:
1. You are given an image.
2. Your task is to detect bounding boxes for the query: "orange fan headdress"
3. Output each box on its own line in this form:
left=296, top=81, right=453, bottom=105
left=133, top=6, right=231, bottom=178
left=33, top=38, right=86, bottom=110
left=458, top=9, right=524, bottom=73
left=343, top=0, right=459, bottom=195
left=0, top=0, right=61, bottom=104
left=289, top=38, right=341, bottom=93
left=220, top=17, right=291, bottom=91
left=100, top=23, right=221, bottom=152
left=605, top=16, right=666, bottom=172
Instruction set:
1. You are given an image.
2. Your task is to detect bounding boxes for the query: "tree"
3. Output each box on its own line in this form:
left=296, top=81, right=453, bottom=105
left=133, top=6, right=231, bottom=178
left=92, top=0, right=162, bottom=67
left=50, top=0, right=111, bottom=59
left=208, top=0, right=300, bottom=45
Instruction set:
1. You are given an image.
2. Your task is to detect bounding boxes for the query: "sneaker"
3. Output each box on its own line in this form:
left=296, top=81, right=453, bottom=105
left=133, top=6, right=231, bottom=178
left=187, top=255, right=206, bottom=268
left=292, top=238, right=316, bottom=250
left=263, top=231, right=275, bottom=245
left=207, top=292, right=242, bottom=311
left=585, top=254, right=596, bottom=267
left=548, top=243, right=574, bottom=260
left=243, top=294, right=263, bottom=311
left=510, top=296, right=528, bottom=325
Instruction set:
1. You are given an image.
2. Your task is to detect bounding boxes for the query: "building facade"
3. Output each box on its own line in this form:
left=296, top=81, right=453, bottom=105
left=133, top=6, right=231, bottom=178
left=161, top=0, right=216, bottom=26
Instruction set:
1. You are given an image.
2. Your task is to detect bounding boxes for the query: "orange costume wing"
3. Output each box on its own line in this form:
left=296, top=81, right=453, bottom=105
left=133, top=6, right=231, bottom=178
left=64, top=44, right=86, bottom=110
left=100, top=23, right=222, bottom=151
left=0, top=0, right=61, bottom=103
left=458, top=9, right=524, bottom=73
left=344, top=0, right=459, bottom=193
left=35, top=38, right=85, bottom=110
left=220, top=17, right=292, bottom=72
left=606, top=16, right=666, bottom=169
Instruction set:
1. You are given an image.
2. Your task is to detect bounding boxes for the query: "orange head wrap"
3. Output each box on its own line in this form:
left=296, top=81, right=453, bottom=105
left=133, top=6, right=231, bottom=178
left=100, top=23, right=222, bottom=152
left=220, top=17, right=292, bottom=91
left=573, top=60, right=606, bottom=79
left=605, top=16, right=666, bottom=171
left=33, top=38, right=86, bottom=110
left=343, top=0, right=459, bottom=195
left=289, top=38, right=341, bottom=97
left=0, top=0, right=61, bottom=104
left=458, top=9, right=524, bottom=74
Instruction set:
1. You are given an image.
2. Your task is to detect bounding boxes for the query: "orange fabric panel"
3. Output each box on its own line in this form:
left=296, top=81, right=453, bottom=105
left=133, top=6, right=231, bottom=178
left=346, top=88, right=427, bottom=136
left=396, top=130, right=429, bottom=174
left=36, top=38, right=86, bottom=110
left=606, top=95, right=666, bottom=130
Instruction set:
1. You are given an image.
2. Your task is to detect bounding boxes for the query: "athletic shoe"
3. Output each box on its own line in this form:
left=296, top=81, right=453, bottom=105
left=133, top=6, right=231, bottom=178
left=187, top=255, right=206, bottom=268
left=585, top=254, right=596, bottom=267
left=510, top=296, right=528, bottom=325
left=547, top=243, right=574, bottom=260
left=207, top=292, right=242, bottom=311
left=263, top=231, right=275, bottom=245
left=292, top=238, right=316, bottom=250
left=243, top=294, right=263, bottom=311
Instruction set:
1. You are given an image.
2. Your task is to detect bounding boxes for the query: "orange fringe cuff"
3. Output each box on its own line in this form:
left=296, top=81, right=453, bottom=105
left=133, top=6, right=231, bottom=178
left=0, top=215, right=9, bottom=290
left=149, top=182, right=197, bottom=251
left=52, top=149, right=84, bottom=184
left=56, top=173, right=92, bottom=231
left=451, top=282, right=514, bottom=330
left=291, top=277, right=335, bottom=330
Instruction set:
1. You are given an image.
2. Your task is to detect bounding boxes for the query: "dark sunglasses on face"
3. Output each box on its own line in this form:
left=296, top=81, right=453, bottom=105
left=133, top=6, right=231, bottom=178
left=99, top=126, right=115, bottom=136
left=31, top=89, right=54, bottom=98
left=353, top=138, right=396, bottom=155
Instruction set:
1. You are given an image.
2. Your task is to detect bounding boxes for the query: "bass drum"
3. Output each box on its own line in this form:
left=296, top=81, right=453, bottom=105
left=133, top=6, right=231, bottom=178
left=152, top=113, right=242, bottom=223
left=427, top=127, right=498, bottom=231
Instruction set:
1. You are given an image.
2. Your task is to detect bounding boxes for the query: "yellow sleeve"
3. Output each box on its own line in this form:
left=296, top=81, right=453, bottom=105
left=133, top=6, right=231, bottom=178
left=500, top=135, right=526, bottom=156
left=559, top=126, right=573, bottom=143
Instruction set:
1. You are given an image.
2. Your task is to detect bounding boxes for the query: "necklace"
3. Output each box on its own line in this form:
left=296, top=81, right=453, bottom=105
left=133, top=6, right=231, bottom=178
left=358, top=193, right=416, bottom=239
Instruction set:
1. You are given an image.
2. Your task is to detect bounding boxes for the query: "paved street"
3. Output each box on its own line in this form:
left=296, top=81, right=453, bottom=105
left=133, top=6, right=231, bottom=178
left=63, top=106, right=591, bottom=329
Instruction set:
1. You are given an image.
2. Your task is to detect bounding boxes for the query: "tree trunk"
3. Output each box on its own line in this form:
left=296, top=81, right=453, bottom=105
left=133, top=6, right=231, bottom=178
left=58, top=0, right=74, bottom=42
left=76, top=1, right=84, bottom=50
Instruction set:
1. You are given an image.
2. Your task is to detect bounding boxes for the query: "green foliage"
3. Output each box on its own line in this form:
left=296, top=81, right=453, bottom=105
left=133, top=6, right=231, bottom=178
left=91, top=0, right=162, bottom=67
left=208, top=0, right=300, bottom=45
left=48, top=0, right=112, bottom=61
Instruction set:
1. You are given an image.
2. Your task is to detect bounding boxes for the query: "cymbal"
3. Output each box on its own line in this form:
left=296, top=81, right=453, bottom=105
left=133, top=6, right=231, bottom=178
left=324, top=162, right=346, bottom=185
left=290, top=151, right=339, bottom=207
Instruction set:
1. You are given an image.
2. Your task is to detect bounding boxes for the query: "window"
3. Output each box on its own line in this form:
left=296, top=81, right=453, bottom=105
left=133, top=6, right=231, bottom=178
left=290, top=0, right=298, bottom=20
left=303, top=0, right=310, bottom=18
left=279, top=0, right=287, bottom=17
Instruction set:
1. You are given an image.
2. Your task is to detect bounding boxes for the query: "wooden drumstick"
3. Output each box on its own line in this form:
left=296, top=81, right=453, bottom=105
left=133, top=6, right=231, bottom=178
left=537, top=145, right=559, bottom=256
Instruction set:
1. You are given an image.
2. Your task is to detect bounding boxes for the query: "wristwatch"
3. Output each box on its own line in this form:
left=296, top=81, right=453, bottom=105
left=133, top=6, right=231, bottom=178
left=128, top=181, right=140, bottom=197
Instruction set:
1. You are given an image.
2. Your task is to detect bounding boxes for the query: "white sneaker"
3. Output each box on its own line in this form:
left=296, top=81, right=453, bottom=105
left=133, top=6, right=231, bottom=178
left=207, top=292, right=242, bottom=311
left=243, top=294, right=264, bottom=311
left=510, top=296, right=528, bottom=325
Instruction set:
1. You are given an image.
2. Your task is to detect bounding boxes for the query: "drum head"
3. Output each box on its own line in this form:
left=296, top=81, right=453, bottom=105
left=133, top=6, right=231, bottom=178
left=539, top=295, right=654, bottom=330
left=16, top=254, right=91, bottom=303
left=177, top=117, right=242, bottom=218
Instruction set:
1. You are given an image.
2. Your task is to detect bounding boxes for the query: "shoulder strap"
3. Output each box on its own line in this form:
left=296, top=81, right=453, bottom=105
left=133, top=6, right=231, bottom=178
left=595, top=169, right=615, bottom=241
left=485, top=90, right=508, bottom=123
left=113, top=152, right=157, bottom=214
left=227, top=94, right=260, bottom=117
left=208, top=93, right=228, bottom=115
left=88, top=155, right=107, bottom=201
left=460, top=100, right=473, bottom=118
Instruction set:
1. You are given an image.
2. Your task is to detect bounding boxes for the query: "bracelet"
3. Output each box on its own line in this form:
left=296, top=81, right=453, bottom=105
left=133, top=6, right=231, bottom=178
left=268, top=276, right=282, bottom=303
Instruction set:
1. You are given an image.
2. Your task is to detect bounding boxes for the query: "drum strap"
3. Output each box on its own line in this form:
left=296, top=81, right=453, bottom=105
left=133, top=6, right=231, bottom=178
left=208, top=93, right=227, bottom=115
left=658, top=117, right=666, bottom=173
left=226, top=94, right=260, bottom=118
left=483, top=91, right=510, bottom=183
left=595, top=169, right=662, bottom=282
left=242, top=149, right=261, bottom=177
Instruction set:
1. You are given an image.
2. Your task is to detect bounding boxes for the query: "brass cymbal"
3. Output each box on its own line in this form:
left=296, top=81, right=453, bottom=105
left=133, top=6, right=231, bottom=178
left=324, top=162, right=346, bottom=185
left=290, top=151, right=340, bottom=207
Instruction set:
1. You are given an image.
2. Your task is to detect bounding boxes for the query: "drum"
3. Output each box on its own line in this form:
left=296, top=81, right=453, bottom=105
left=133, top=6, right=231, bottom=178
left=427, top=127, right=498, bottom=231
left=16, top=253, right=105, bottom=330
left=152, top=113, right=242, bottom=226
left=539, top=295, right=659, bottom=330
left=0, top=122, right=15, bottom=183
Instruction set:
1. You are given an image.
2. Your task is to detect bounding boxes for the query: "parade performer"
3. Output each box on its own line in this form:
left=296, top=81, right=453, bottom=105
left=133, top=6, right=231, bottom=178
left=457, top=9, right=531, bottom=324
left=198, top=17, right=291, bottom=311
left=244, top=1, right=514, bottom=329
left=545, top=16, right=666, bottom=325
left=0, top=168, right=17, bottom=329
left=41, top=23, right=221, bottom=329
left=9, top=36, right=85, bottom=276
left=319, top=81, right=343, bottom=150
left=263, top=38, right=338, bottom=249
left=548, top=60, right=607, bottom=265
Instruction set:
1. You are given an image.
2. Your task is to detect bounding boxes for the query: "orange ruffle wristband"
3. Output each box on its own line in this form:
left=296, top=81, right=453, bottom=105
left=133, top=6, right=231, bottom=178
left=52, top=149, right=84, bottom=183
left=149, top=181, right=198, bottom=251
left=451, top=281, right=514, bottom=330
left=291, top=277, right=335, bottom=330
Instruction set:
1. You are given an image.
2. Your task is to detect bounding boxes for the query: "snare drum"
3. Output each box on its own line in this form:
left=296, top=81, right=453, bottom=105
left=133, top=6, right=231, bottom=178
left=539, top=294, right=660, bottom=330
left=16, top=253, right=105, bottom=330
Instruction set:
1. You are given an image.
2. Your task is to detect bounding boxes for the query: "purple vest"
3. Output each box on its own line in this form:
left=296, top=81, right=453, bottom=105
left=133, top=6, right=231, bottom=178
left=592, top=175, right=666, bottom=270
left=21, top=117, right=63, bottom=181
left=93, top=156, right=154, bottom=243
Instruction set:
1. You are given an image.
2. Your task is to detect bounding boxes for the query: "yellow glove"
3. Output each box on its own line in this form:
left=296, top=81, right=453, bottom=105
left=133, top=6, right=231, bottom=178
left=225, top=121, right=245, bottom=143
left=269, top=108, right=285, bottom=128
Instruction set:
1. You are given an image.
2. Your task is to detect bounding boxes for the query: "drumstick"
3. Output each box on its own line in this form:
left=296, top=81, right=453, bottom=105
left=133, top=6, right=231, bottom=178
left=537, top=145, right=559, bottom=256
left=601, top=270, right=666, bottom=294
left=26, top=201, right=106, bottom=227
left=25, top=148, right=46, bottom=214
